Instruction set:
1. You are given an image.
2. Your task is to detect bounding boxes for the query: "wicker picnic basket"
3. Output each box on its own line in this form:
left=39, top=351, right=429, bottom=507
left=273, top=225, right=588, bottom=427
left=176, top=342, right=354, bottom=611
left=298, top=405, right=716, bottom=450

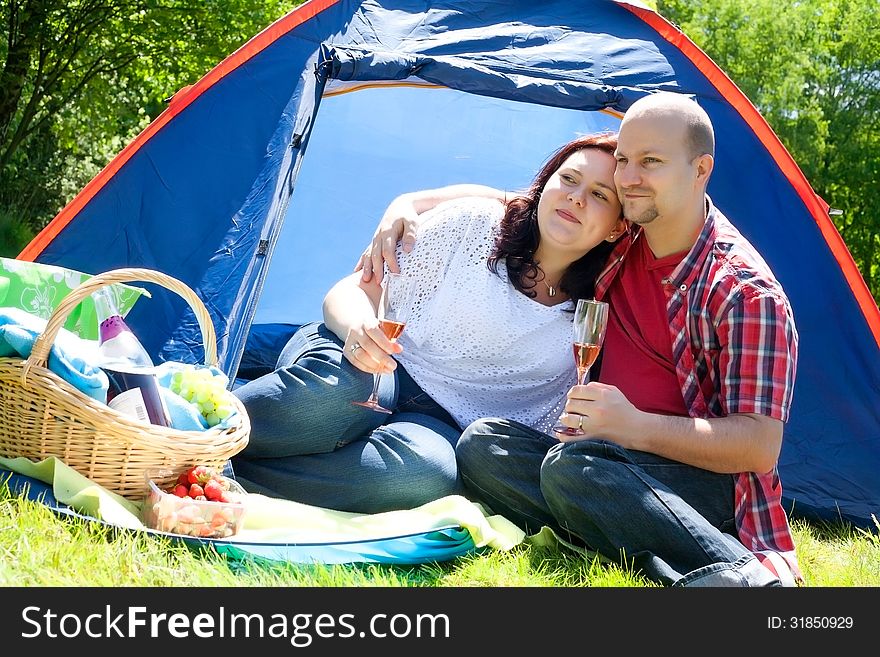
left=0, top=268, right=250, bottom=500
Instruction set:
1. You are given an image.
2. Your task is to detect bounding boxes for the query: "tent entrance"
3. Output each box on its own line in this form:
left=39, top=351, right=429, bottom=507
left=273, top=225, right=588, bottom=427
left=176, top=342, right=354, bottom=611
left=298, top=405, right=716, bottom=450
left=253, top=84, right=621, bottom=329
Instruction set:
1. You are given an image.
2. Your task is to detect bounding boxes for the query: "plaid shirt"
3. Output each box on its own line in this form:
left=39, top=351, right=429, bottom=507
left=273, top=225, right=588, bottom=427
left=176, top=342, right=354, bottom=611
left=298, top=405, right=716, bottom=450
left=595, top=198, right=801, bottom=581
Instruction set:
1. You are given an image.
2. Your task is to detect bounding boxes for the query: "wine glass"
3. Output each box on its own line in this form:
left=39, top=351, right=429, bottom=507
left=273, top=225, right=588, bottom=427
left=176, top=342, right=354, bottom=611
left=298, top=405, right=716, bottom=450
left=352, top=272, right=416, bottom=414
left=552, top=298, right=609, bottom=437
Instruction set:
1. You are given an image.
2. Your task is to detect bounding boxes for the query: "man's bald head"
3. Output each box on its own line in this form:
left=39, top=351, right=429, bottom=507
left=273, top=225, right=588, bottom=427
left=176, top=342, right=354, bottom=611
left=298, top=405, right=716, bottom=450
left=623, top=92, right=715, bottom=160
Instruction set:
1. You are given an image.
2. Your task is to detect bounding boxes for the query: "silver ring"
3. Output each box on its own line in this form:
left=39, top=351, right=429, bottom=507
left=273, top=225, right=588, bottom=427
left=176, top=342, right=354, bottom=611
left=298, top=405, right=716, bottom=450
left=349, top=342, right=362, bottom=355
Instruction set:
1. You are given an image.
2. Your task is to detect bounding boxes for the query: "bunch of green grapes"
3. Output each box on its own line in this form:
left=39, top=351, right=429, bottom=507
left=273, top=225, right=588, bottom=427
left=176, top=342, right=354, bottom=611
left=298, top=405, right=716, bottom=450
left=169, top=365, right=235, bottom=427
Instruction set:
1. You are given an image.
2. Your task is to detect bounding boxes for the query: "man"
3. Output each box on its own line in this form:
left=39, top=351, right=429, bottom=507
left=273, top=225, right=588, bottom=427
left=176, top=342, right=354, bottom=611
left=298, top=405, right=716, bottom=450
left=359, top=92, right=800, bottom=586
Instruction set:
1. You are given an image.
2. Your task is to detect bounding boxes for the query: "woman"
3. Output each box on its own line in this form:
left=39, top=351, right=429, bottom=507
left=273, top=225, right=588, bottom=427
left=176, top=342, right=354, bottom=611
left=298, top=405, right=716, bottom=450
left=232, top=133, right=625, bottom=514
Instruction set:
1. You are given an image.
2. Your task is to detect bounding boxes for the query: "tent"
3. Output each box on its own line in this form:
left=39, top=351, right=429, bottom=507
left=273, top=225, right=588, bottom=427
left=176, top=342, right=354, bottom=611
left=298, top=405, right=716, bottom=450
left=17, top=0, right=880, bottom=528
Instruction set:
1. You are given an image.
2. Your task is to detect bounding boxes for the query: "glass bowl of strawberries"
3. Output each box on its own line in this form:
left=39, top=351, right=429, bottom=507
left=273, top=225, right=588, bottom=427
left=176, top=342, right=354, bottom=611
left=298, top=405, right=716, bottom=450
left=142, top=465, right=247, bottom=538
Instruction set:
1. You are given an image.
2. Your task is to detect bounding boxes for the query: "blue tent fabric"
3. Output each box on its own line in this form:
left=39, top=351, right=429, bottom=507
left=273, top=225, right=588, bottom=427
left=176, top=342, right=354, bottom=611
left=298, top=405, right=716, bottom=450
left=18, top=1, right=880, bottom=528
left=1, top=467, right=478, bottom=565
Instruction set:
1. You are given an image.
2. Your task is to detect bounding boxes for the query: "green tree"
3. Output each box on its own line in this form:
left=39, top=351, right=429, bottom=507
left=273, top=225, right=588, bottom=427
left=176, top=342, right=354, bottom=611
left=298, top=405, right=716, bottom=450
left=657, top=0, right=880, bottom=302
left=0, top=0, right=301, bottom=255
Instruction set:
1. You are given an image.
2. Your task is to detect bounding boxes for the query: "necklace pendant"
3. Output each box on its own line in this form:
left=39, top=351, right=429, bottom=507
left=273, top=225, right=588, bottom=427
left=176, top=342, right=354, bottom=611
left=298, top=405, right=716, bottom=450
left=547, top=285, right=556, bottom=297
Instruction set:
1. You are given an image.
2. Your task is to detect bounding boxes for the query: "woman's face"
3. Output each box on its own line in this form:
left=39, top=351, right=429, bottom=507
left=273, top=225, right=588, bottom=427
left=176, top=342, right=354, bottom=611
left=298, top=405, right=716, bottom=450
left=535, top=148, right=624, bottom=260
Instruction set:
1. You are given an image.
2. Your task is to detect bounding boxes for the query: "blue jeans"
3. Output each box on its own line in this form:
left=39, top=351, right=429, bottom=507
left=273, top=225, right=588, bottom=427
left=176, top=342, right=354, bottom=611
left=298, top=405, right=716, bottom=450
left=456, top=418, right=782, bottom=587
left=232, top=322, right=464, bottom=513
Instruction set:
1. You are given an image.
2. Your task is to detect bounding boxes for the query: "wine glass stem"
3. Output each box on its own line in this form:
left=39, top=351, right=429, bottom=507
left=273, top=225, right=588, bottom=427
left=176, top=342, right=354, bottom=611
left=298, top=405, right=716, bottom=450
left=367, top=373, right=382, bottom=403
left=577, top=367, right=590, bottom=386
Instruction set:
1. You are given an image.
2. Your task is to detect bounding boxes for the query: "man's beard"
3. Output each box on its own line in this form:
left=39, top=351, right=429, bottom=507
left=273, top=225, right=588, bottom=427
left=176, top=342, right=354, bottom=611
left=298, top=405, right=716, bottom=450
left=624, top=201, right=659, bottom=225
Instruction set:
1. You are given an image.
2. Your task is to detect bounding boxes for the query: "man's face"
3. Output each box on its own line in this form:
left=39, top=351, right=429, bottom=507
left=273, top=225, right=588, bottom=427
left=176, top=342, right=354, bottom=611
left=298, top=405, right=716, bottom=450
left=613, top=112, right=697, bottom=226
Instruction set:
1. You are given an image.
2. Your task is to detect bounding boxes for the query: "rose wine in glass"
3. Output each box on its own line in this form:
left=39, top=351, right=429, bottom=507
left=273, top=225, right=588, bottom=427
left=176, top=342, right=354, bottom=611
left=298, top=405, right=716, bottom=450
left=553, top=298, right=609, bottom=437
left=352, top=273, right=416, bottom=414
left=379, top=319, right=405, bottom=341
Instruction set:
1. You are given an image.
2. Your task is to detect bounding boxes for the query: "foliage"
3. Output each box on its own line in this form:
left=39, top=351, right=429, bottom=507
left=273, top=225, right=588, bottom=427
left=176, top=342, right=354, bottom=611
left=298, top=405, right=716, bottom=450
left=0, top=0, right=302, bottom=256
left=1, top=0, right=877, bottom=305
left=657, top=0, right=880, bottom=302
left=0, top=206, right=34, bottom=253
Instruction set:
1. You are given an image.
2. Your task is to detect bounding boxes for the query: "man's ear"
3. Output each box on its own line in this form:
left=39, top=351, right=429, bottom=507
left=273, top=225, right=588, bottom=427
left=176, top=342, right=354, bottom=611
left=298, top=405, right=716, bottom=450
left=695, top=153, right=714, bottom=183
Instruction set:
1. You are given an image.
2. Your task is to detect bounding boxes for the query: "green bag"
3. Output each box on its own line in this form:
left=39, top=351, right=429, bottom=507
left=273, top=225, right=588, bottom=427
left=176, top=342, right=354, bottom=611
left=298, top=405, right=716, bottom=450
left=0, top=258, right=149, bottom=340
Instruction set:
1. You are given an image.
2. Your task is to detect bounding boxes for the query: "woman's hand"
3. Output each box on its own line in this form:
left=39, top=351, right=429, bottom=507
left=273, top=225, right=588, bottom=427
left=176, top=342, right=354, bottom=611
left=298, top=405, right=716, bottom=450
left=343, top=321, right=403, bottom=374
left=355, top=193, right=420, bottom=285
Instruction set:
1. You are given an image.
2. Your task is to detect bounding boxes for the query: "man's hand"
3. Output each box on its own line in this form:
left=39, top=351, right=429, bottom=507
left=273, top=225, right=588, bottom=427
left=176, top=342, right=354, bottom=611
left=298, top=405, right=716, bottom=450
left=353, top=185, right=507, bottom=284
left=555, top=382, right=643, bottom=445
left=554, top=382, right=784, bottom=474
left=354, top=194, right=420, bottom=285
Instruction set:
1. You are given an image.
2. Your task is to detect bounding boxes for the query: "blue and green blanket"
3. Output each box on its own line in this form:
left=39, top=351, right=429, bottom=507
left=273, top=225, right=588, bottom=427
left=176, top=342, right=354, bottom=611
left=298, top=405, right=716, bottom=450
left=0, top=455, right=526, bottom=565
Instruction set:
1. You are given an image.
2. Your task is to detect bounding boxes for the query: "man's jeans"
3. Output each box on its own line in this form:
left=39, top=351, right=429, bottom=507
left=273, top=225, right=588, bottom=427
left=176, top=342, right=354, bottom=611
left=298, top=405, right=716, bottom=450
left=232, top=322, right=463, bottom=514
left=457, top=418, right=782, bottom=587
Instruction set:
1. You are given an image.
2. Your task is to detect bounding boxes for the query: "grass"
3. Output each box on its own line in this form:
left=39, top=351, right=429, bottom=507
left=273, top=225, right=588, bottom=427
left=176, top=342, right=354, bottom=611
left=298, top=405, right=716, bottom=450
left=2, top=481, right=878, bottom=587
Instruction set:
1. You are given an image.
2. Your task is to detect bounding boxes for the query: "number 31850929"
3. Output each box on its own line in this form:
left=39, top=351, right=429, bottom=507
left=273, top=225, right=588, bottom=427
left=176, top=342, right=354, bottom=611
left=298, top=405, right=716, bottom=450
left=769, top=616, right=853, bottom=629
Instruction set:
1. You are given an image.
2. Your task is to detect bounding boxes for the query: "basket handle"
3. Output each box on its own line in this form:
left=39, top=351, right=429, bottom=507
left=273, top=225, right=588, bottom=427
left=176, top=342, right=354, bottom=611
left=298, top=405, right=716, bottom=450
left=25, top=268, right=217, bottom=372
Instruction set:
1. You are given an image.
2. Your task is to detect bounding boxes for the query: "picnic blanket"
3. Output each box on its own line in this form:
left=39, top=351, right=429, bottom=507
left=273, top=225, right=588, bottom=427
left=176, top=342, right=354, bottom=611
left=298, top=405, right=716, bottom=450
left=0, top=455, right=525, bottom=565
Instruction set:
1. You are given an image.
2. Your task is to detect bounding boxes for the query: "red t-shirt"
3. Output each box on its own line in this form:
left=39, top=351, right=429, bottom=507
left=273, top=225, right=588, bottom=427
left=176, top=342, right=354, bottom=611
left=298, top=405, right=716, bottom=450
left=598, top=235, right=689, bottom=417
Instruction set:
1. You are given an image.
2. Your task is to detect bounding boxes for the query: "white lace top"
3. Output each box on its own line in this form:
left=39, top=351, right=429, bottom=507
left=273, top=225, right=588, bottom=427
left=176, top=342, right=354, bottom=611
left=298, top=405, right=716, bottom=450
left=394, top=198, right=576, bottom=433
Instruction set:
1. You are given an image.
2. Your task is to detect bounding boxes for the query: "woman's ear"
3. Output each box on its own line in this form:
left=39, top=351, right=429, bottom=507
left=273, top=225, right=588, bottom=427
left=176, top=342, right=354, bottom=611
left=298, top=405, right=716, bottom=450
left=606, top=218, right=627, bottom=242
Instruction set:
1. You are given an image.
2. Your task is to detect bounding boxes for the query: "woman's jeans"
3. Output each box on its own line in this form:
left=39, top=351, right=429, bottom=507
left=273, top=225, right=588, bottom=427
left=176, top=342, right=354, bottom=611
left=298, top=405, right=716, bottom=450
left=456, top=418, right=782, bottom=587
left=232, top=322, right=463, bottom=514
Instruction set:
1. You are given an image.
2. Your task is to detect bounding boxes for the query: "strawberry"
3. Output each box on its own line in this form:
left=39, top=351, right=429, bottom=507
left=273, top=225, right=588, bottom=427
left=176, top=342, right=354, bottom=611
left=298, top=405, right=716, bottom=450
left=187, top=465, right=212, bottom=485
left=219, top=506, right=239, bottom=523
left=176, top=505, right=200, bottom=524
left=204, top=479, right=224, bottom=501
left=210, top=474, right=230, bottom=490
left=188, top=483, right=205, bottom=499
left=176, top=473, right=190, bottom=487
left=173, top=484, right=189, bottom=498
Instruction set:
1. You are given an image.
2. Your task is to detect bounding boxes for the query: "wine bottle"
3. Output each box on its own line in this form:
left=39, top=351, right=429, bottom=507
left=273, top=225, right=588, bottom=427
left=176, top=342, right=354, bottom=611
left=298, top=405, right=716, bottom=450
left=93, top=287, right=171, bottom=427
